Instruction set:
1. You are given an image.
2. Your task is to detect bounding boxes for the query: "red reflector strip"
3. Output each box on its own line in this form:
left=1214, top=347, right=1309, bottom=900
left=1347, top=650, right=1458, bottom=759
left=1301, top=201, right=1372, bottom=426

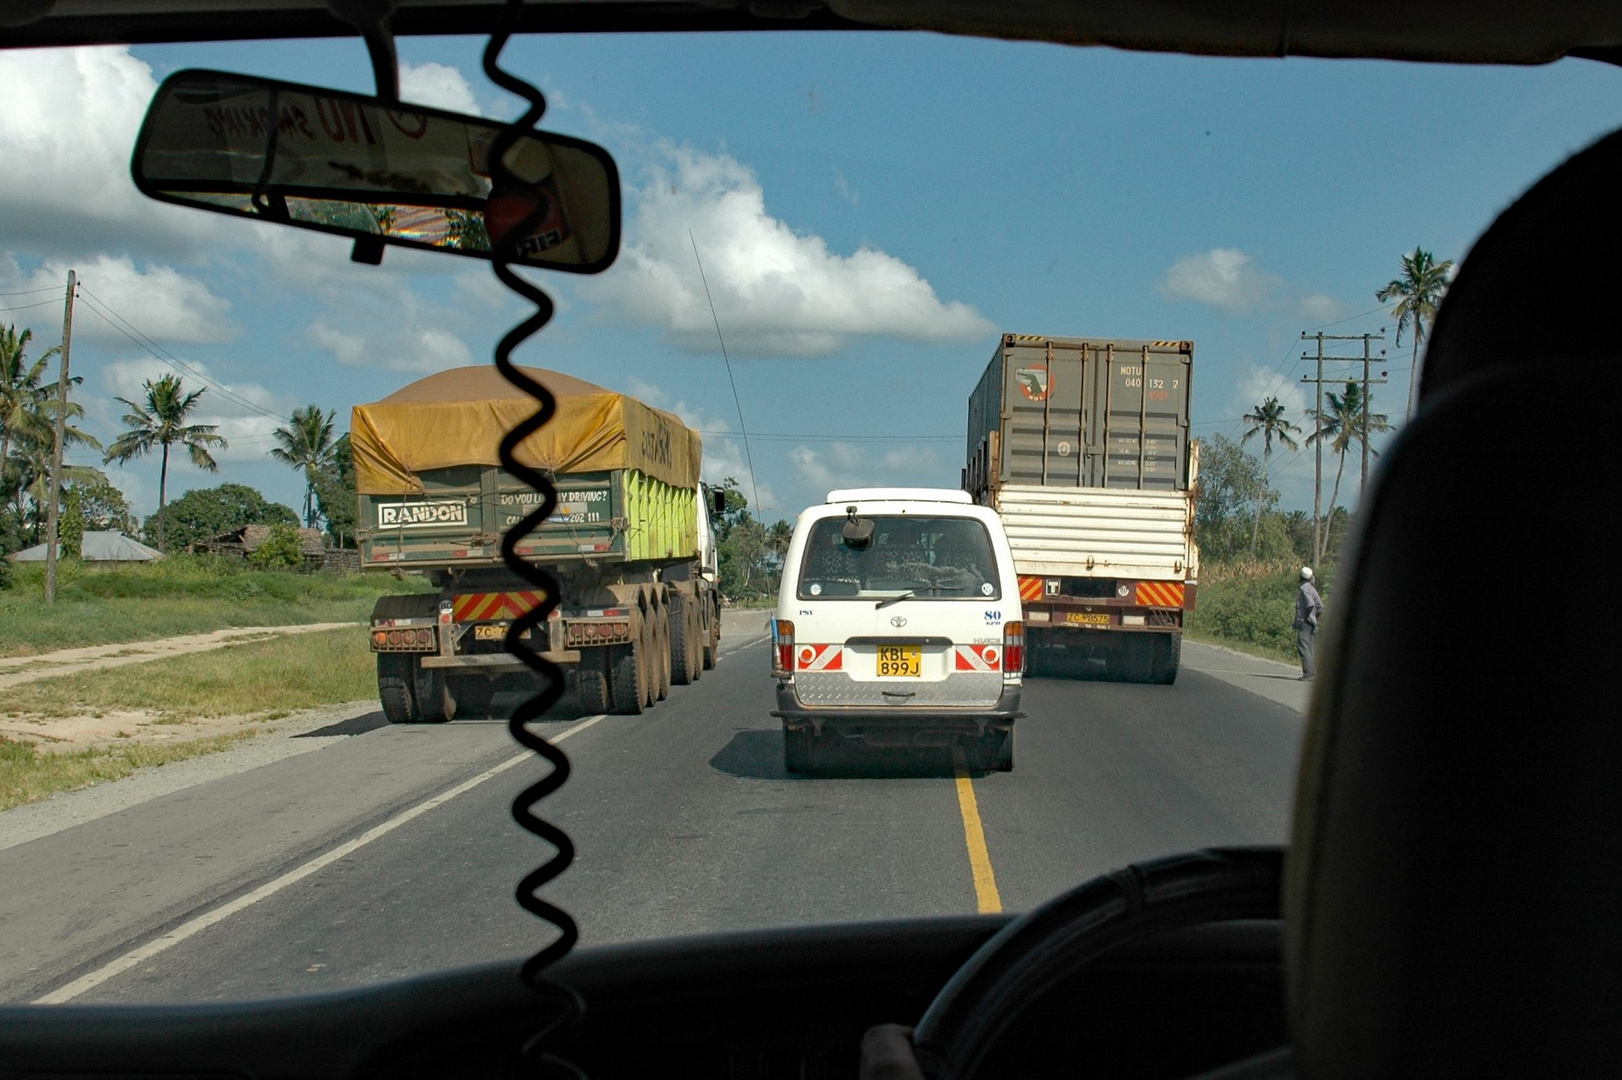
left=796, top=644, right=843, bottom=671
left=1135, top=582, right=1186, bottom=607
left=453, top=591, right=546, bottom=622
left=1018, top=575, right=1044, bottom=602
left=953, top=645, right=1001, bottom=671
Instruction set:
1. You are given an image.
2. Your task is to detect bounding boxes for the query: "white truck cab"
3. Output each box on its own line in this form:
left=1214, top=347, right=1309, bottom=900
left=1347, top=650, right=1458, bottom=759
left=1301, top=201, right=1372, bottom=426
left=771, top=487, right=1024, bottom=773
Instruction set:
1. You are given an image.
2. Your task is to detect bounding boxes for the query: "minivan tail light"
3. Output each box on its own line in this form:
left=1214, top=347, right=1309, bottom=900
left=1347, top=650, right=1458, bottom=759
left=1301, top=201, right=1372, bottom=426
left=773, top=619, right=795, bottom=678
left=1003, top=620, right=1024, bottom=675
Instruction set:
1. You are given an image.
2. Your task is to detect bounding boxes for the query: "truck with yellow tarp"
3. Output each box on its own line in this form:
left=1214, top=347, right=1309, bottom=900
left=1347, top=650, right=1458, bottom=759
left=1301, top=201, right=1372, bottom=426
left=353, top=366, right=723, bottom=721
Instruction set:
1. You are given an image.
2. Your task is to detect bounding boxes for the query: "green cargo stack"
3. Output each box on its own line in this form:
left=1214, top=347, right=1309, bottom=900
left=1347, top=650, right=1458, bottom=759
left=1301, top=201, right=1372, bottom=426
left=623, top=471, right=698, bottom=562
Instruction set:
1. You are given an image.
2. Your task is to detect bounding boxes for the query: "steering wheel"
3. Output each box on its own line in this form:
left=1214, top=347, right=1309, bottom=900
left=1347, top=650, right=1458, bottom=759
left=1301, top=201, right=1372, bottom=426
left=911, top=846, right=1285, bottom=1080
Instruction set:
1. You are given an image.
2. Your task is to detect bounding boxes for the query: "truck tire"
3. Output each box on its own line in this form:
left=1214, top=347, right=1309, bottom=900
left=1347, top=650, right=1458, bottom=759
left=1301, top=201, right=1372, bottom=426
left=669, top=594, right=696, bottom=686
left=576, top=665, right=611, bottom=715
left=1148, top=633, right=1182, bottom=685
left=784, top=726, right=814, bottom=774
left=701, top=599, right=718, bottom=671
left=611, top=643, right=644, bottom=715
left=653, top=604, right=672, bottom=701
left=413, top=659, right=456, bottom=722
left=377, top=653, right=420, bottom=724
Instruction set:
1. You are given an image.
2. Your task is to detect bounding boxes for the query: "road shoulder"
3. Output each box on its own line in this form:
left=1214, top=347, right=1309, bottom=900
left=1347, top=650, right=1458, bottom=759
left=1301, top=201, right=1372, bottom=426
left=1179, top=640, right=1311, bottom=714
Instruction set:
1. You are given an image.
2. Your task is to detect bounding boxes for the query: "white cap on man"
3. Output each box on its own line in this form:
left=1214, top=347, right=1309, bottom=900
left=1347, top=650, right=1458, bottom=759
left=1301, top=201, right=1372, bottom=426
left=1300, top=566, right=1314, bottom=581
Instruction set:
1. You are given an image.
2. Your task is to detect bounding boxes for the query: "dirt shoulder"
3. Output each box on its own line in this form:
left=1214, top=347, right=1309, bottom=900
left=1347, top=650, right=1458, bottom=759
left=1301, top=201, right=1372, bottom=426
left=0, top=623, right=358, bottom=692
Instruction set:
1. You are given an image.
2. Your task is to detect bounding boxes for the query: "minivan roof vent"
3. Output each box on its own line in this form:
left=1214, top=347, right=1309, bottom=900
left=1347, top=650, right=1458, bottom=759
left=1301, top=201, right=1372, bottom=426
left=824, top=488, right=975, bottom=505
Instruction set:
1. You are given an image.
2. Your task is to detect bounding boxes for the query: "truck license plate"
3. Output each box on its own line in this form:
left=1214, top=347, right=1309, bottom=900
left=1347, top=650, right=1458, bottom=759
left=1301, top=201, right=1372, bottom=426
left=877, top=644, right=922, bottom=677
left=1065, top=611, right=1111, bottom=626
left=474, top=624, right=509, bottom=641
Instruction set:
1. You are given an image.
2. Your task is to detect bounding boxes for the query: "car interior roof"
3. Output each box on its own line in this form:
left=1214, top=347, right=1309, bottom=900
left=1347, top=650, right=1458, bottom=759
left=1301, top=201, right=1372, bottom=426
left=2, top=0, right=1621, bottom=65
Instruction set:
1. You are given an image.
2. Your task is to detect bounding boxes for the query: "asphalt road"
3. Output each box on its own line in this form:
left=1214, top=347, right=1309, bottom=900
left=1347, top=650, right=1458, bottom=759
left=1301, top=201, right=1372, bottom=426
left=0, top=626, right=1307, bottom=1005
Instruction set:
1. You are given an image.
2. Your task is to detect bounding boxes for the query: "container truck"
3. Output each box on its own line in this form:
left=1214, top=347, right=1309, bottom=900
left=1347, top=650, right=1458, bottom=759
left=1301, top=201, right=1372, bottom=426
left=964, top=333, right=1198, bottom=684
left=354, top=366, right=723, bottom=721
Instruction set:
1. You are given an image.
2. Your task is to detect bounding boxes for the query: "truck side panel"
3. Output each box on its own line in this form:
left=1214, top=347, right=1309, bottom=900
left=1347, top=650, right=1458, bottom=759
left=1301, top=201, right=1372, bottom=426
left=994, top=484, right=1197, bottom=582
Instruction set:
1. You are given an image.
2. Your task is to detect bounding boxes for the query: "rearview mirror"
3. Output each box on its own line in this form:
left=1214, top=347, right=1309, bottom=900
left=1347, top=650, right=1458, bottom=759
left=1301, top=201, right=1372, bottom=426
left=132, top=69, right=620, bottom=272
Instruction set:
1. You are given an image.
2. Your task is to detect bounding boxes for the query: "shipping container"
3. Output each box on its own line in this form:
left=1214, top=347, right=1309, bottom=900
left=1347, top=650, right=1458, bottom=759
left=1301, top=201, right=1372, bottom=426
left=966, top=334, right=1193, bottom=498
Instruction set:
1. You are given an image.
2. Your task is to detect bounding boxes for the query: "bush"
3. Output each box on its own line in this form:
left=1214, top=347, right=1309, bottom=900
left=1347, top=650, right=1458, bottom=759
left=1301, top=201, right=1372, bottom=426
left=1187, top=559, right=1335, bottom=661
left=247, top=523, right=305, bottom=570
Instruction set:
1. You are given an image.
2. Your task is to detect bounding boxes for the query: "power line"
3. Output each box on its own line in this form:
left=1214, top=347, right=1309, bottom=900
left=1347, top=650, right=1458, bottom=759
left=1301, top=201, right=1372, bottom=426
left=72, top=287, right=292, bottom=426
left=0, top=285, right=65, bottom=298
left=695, top=428, right=959, bottom=443
left=0, top=298, right=63, bottom=314
left=690, top=231, right=760, bottom=515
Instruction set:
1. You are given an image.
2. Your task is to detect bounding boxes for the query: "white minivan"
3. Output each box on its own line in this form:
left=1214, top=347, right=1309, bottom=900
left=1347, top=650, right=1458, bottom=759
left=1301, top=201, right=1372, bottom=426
left=771, top=488, right=1024, bottom=773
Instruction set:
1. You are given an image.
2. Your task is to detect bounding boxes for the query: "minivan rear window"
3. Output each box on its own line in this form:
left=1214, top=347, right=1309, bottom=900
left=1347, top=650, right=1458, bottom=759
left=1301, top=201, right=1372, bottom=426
left=797, top=515, right=1001, bottom=601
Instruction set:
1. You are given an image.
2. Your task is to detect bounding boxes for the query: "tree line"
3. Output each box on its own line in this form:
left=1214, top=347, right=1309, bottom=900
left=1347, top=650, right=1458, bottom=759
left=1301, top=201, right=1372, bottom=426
left=2, top=326, right=355, bottom=564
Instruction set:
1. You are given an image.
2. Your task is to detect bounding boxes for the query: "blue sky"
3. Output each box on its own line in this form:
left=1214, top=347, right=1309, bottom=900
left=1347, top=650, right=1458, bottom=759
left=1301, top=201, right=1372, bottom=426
left=3, top=32, right=1619, bottom=523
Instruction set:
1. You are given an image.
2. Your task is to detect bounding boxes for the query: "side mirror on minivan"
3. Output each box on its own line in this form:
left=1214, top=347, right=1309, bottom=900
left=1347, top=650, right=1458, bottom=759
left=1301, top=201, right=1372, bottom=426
left=711, top=488, right=728, bottom=516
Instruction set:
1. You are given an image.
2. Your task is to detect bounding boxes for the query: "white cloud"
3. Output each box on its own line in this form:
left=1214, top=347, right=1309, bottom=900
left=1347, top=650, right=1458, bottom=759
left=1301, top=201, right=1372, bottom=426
left=308, top=318, right=473, bottom=373
left=400, top=61, right=481, bottom=116
left=1160, top=248, right=1283, bottom=315
left=588, top=145, right=993, bottom=357
left=1297, top=293, right=1345, bottom=323
left=0, top=46, right=220, bottom=258
left=94, top=356, right=293, bottom=470
left=788, top=441, right=944, bottom=500
left=23, top=255, right=235, bottom=346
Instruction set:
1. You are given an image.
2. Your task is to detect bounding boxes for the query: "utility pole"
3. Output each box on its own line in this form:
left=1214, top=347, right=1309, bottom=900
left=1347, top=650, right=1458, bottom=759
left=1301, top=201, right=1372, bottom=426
left=45, top=269, right=76, bottom=605
left=1301, top=331, right=1386, bottom=564
left=1360, top=333, right=1388, bottom=500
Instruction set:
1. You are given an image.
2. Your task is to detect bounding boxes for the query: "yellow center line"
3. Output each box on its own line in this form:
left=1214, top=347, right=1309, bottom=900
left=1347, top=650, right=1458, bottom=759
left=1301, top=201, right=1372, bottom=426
left=951, top=746, right=1003, bottom=914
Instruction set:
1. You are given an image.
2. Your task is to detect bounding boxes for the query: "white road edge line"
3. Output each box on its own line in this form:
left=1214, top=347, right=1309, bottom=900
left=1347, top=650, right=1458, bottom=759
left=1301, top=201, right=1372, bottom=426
left=35, top=713, right=609, bottom=1005
left=719, top=634, right=770, bottom=661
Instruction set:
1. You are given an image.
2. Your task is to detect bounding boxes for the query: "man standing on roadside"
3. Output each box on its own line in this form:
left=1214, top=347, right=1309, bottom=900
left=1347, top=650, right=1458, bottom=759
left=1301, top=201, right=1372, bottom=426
left=1294, top=566, right=1324, bottom=681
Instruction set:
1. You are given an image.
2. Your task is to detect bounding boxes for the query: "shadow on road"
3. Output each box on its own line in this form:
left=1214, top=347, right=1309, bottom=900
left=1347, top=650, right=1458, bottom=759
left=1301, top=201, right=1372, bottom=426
left=709, top=728, right=961, bottom=780
left=295, top=711, right=390, bottom=738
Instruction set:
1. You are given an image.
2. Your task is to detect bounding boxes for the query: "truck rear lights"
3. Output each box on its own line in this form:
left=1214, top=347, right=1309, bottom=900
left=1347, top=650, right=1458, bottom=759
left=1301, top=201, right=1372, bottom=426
left=1003, top=620, right=1025, bottom=674
left=773, top=619, right=795, bottom=678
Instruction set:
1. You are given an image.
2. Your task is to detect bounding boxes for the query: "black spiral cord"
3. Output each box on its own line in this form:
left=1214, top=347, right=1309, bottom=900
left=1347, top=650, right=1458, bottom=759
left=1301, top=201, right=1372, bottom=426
left=479, top=4, right=586, bottom=1073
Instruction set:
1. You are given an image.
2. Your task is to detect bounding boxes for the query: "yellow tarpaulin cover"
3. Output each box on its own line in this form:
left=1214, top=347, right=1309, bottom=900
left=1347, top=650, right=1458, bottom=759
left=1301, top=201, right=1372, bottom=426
left=352, top=366, right=703, bottom=495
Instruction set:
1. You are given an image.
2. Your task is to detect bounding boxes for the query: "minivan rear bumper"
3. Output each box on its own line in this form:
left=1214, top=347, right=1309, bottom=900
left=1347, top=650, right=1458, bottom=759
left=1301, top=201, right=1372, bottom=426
left=772, top=684, right=1023, bottom=737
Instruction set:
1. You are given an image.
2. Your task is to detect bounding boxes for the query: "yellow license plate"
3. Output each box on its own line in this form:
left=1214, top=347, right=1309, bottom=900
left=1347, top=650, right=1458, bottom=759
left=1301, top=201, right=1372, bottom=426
left=877, top=644, right=922, bottom=677
left=474, top=624, right=509, bottom=641
left=1065, top=611, right=1111, bottom=626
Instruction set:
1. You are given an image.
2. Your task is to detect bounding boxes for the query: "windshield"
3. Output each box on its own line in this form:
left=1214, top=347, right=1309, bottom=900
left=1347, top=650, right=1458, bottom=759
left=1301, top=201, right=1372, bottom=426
left=2, top=31, right=1619, bottom=1008
left=798, top=515, right=1000, bottom=600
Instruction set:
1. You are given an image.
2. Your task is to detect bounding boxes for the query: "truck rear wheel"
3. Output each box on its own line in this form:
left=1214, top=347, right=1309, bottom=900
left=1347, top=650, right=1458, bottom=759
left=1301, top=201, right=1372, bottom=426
left=669, top=595, right=698, bottom=686
left=377, top=653, right=420, bottom=724
left=576, top=665, right=611, bottom=715
left=702, top=599, right=718, bottom=671
left=610, top=643, right=645, bottom=715
left=1148, top=633, right=1182, bottom=685
left=653, top=605, right=672, bottom=701
left=413, top=659, right=456, bottom=722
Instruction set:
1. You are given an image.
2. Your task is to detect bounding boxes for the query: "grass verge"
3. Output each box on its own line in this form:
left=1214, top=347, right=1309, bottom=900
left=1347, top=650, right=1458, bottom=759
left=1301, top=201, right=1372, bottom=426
left=1, top=730, right=264, bottom=812
left=1186, top=560, right=1335, bottom=664
left=2, top=627, right=376, bottom=720
left=0, top=556, right=430, bottom=658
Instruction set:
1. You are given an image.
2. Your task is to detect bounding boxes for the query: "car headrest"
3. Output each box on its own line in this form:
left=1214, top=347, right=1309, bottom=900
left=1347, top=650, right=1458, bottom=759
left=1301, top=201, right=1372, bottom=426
left=1283, top=125, right=1622, bottom=1077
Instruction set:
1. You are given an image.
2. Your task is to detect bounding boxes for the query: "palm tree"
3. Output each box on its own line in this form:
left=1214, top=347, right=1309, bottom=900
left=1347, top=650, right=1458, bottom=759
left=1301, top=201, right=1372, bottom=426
left=103, top=374, right=228, bottom=552
left=1376, top=247, right=1454, bottom=419
left=271, top=405, right=337, bottom=527
left=6, top=396, right=102, bottom=541
left=1, top=324, right=59, bottom=502
left=1307, top=381, right=1391, bottom=561
left=1241, top=396, right=1301, bottom=556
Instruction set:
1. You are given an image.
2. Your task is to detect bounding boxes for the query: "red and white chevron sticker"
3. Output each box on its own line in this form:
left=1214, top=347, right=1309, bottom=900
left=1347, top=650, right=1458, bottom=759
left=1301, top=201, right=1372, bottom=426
left=954, top=644, right=1002, bottom=672
left=796, top=644, right=844, bottom=671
